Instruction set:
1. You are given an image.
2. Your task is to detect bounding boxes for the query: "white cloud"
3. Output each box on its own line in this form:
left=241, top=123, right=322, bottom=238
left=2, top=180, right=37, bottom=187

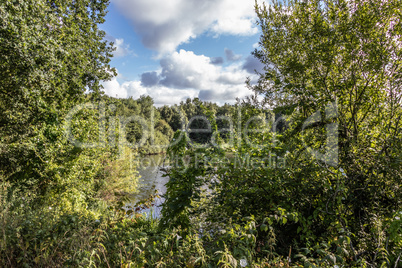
left=198, top=86, right=250, bottom=102
left=157, top=49, right=251, bottom=90
left=102, top=77, right=129, bottom=98
left=102, top=49, right=257, bottom=105
left=209, top=0, right=259, bottom=36
left=113, top=38, right=134, bottom=57
left=102, top=78, right=198, bottom=105
left=113, top=0, right=260, bottom=54
left=224, top=48, right=242, bottom=62
left=158, top=50, right=219, bottom=89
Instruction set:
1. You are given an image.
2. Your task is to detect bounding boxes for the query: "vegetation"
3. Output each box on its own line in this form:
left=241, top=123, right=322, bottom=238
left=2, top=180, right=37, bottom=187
left=1, top=0, right=401, bottom=267
left=161, top=0, right=402, bottom=266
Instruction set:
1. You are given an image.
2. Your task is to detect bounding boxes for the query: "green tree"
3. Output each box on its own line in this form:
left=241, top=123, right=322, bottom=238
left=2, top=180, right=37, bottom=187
left=246, top=0, right=402, bottom=264
left=160, top=0, right=402, bottom=266
left=0, top=0, right=116, bottom=206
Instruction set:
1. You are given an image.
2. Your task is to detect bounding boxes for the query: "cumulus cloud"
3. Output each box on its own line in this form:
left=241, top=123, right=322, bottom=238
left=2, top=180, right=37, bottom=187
left=102, top=77, right=198, bottom=106
left=113, top=38, right=133, bottom=57
left=225, top=48, right=242, bottom=61
left=198, top=86, right=250, bottom=103
left=102, top=50, right=258, bottom=105
left=210, top=57, right=224, bottom=65
left=102, top=77, right=130, bottom=98
left=113, top=0, right=260, bottom=54
left=153, top=49, right=252, bottom=90
left=141, top=71, right=160, bottom=87
left=242, top=55, right=264, bottom=74
left=158, top=50, right=218, bottom=89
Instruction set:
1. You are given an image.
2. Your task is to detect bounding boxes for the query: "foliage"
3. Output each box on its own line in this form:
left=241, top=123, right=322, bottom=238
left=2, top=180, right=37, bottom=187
left=247, top=0, right=402, bottom=265
left=0, top=0, right=116, bottom=206
left=106, top=95, right=175, bottom=155
left=0, top=184, right=280, bottom=267
left=157, top=0, right=402, bottom=266
left=1, top=0, right=402, bottom=266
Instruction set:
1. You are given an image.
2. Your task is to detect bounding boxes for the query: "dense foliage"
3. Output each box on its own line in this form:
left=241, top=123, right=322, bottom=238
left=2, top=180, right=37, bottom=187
left=0, top=0, right=119, bottom=206
left=159, top=0, right=402, bottom=266
left=1, top=0, right=402, bottom=267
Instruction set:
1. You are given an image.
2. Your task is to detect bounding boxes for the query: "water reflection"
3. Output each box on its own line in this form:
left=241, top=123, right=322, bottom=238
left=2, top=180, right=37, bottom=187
left=127, top=154, right=168, bottom=218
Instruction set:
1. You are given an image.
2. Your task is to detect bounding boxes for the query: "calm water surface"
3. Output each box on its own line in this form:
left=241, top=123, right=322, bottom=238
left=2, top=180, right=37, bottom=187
left=127, top=154, right=168, bottom=217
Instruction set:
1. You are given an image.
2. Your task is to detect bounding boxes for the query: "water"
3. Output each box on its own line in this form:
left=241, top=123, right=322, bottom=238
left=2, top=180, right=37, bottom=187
left=126, top=154, right=168, bottom=218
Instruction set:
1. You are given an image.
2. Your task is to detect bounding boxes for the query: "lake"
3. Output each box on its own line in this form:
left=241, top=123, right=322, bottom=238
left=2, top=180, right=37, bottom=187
left=126, top=154, right=168, bottom=218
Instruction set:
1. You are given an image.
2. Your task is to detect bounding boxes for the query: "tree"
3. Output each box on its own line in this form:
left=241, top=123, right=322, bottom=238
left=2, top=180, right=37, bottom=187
left=160, top=0, right=402, bottom=265
left=0, top=0, right=116, bottom=205
left=246, top=0, right=402, bottom=264
left=0, top=0, right=115, bottom=134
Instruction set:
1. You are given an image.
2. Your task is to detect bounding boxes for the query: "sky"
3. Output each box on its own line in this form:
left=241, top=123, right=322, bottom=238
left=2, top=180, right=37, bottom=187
left=100, top=0, right=265, bottom=106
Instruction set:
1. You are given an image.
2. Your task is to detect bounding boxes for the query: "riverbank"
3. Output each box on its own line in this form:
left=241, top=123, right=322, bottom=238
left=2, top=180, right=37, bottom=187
left=0, top=184, right=283, bottom=267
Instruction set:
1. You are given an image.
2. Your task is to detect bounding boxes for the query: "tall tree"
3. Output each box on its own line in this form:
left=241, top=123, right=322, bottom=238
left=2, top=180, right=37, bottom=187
left=248, top=0, right=402, bottom=263
left=0, top=0, right=115, bottom=203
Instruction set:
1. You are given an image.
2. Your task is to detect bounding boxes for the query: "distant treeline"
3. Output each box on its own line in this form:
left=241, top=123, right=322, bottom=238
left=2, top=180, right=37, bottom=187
left=100, top=95, right=273, bottom=155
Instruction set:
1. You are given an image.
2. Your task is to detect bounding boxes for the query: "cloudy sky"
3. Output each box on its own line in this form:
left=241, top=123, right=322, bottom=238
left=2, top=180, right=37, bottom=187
left=101, top=0, right=265, bottom=106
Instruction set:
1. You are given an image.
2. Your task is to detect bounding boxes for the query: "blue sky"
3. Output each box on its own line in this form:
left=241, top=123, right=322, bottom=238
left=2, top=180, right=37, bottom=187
left=101, top=0, right=265, bottom=106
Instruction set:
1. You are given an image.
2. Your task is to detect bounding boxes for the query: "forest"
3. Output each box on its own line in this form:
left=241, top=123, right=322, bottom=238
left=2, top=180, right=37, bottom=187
left=1, top=0, right=401, bottom=267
